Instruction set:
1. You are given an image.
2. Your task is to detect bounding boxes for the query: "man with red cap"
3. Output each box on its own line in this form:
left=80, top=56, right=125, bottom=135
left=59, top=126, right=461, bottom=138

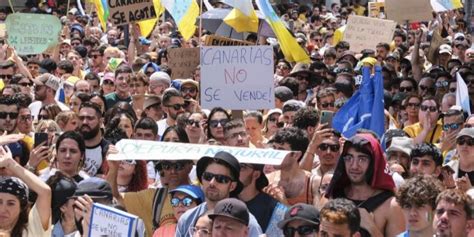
left=322, top=133, right=405, bottom=237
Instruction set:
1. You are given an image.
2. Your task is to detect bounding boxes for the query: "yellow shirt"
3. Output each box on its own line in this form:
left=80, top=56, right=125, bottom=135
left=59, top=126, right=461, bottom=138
left=124, top=188, right=176, bottom=237
left=403, top=120, right=443, bottom=144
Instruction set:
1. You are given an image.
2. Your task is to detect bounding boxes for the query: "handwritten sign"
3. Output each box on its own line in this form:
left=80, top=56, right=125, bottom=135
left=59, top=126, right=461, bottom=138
left=108, top=139, right=292, bottom=165
left=89, top=203, right=138, bottom=237
left=385, top=0, right=432, bottom=23
left=343, top=15, right=396, bottom=53
left=200, top=46, right=274, bottom=110
left=5, top=13, right=61, bottom=55
left=108, top=0, right=156, bottom=25
left=168, top=48, right=200, bottom=79
left=204, top=35, right=255, bottom=46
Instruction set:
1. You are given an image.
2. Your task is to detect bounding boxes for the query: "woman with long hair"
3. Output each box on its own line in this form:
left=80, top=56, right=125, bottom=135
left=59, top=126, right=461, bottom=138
left=206, top=107, right=230, bottom=144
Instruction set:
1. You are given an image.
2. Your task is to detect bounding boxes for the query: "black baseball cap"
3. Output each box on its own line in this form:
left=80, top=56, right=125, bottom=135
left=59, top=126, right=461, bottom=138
left=196, top=151, right=243, bottom=196
left=208, top=198, right=249, bottom=226
left=72, top=177, right=113, bottom=200
left=278, top=203, right=320, bottom=229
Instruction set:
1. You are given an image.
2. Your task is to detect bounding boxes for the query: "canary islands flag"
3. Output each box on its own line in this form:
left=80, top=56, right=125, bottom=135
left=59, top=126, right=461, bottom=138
left=221, top=0, right=259, bottom=33
left=456, top=72, right=472, bottom=115
left=431, top=0, right=463, bottom=12
left=138, top=0, right=166, bottom=37
left=161, top=0, right=199, bottom=40
left=93, top=0, right=109, bottom=30
left=333, top=66, right=385, bottom=138
left=255, top=0, right=309, bottom=63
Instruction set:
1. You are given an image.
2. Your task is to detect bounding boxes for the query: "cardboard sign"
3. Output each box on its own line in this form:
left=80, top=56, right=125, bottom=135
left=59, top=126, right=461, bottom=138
left=89, top=203, right=138, bottom=237
left=168, top=48, right=200, bottom=79
left=200, top=46, right=275, bottom=110
left=5, top=13, right=62, bottom=55
left=108, top=139, right=292, bottom=165
left=368, top=2, right=386, bottom=19
left=204, top=35, right=255, bottom=46
left=343, top=15, right=396, bottom=53
left=108, top=0, right=157, bottom=26
left=385, top=0, right=432, bottom=23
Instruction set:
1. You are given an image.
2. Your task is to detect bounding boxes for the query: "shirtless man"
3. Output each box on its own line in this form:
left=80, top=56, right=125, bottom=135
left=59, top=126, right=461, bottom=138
left=322, top=133, right=405, bottom=236
left=266, top=127, right=321, bottom=207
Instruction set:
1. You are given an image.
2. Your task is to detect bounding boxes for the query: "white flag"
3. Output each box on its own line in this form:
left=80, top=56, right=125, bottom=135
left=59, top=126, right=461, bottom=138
left=456, top=72, right=471, bottom=115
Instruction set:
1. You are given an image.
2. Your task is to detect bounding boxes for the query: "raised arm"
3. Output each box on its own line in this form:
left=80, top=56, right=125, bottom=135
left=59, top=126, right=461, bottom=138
left=105, top=145, right=125, bottom=206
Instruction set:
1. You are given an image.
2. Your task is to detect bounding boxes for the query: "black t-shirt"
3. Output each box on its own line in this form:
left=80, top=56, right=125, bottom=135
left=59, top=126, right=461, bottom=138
left=245, top=192, right=278, bottom=232
left=458, top=169, right=474, bottom=184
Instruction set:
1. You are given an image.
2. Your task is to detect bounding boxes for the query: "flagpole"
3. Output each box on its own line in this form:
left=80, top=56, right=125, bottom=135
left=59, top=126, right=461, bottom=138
left=199, top=0, right=203, bottom=47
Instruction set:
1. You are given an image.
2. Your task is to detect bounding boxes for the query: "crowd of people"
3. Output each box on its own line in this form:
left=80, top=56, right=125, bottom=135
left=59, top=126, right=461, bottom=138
left=0, top=0, right=473, bottom=236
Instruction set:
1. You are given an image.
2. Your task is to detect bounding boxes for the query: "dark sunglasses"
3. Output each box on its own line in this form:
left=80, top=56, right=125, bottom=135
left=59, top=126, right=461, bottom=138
left=103, top=80, right=114, bottom=85
left=91, top=54, right=102, bottom=58
left=160, top=162, right=186, bottom=171
left=19, top=115, right=33, bottom=121
left=165, top=103, right=186, bottom=110
left=18, top=82, right=33, bottom=87
left=320, top=102, right=335, bottom=108
left=457, top=137, right=474, bottom=146
left=283, top=225, right=318, bottom=237
left=399, top=86, right=413, bottom=92
left=202, top=171, right=233, bottom=184
left=0, top=112, right=19, bottom=119
left=170, top=196, right=194, bottom=207
left=318, top=143, right=340, bottom=152
left=406, top=102, right=420, bottom=108
left=0, top=74, right=13, bottom=80
left=186, top=119, right=200, bottom=127
left=443, top=123, right=462, bottom=131
left=38, top=115, right=49, bottom=120
left=419, top=85, right=433, bottom=91
left=209, top=119, right=229, bottom=128
left=420, top=105, right=437, bottom=112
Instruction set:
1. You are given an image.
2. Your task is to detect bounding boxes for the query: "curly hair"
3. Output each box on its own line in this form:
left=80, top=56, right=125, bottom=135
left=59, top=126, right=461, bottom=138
left=293, top=107, right=319, bottom=130
left=270, top=127, right=308, bottom=161
left=126, top=160, right=148, bottom=192
left=396, top=175, right=444, bottom=210
left=436, top=189, right=472, bottom=218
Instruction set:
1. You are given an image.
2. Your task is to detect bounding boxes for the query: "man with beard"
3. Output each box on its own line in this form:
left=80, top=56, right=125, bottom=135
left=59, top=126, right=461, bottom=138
left=78, top=102, right=110, bottom=177
left=104, top=65, right=132, bottom=109
left=433, top=189, right=471, bottom=237
left=0, top=96, right=19, bottom=134
left=223, top=120, right=287, bottom=236
left=29, top=73, right=69, bottom=119
left=157, top=88, right=185, bottom=138
left=323, top=133, right=405, bottom=236
left=175, top=151, right=263, bottom=237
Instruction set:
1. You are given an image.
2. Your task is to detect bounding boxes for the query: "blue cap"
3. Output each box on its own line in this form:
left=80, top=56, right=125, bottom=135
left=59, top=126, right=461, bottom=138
left=169, top=185, right=205, bottom=203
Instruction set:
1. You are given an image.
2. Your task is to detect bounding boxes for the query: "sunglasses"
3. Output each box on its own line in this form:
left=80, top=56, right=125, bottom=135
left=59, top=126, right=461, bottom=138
left=160, top=162, right=186, bottom=171
left=320, top=102, right=335, bottom=108
left=283, top=225, right=318, bottom=237
left=202, top=171, right=233, bottom=184
left=0, top=74, right=13, bottom=80
left=186, top=119, right=200, bottom=127
left=0, top=112, right=19, bottom=119
left=165, top=103, right=186, bottom=110
left=170, top=196, right=194, bottom=207
left=181, top=87, right=197, bottom=94
left=121, top=160, right=136, bottom=165
left=406, top=102, right=420, bottom=108
left=420, top=105, right=438, bottom=112
left=19, top=115, right=33, bottom=121
left=318, top=143, right=340, bottom=152
left=457, top=137, right=474, bottom=146
left=18, top=82, right=32, bottom=87
left=399, top=86, right=413, bottom=92
left=435, top=81, right=449, bottom=88
left=91, top=54, right=102, bottom=58
left=103, top=80, right=114, bottom=85
left=38, top=115, right=50, bottom=120
left=419, top=85, right=432, bottom=91
left=209, top=119, right=229, bottom=128
left=443, top=123, right=462, bottom=131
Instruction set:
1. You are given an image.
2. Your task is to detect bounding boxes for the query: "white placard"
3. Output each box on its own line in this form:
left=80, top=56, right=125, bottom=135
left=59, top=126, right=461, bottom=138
left=343, top=15, right=396, bottom=53
left=200, top=46, right=275, bottom=110
left=108, top=139, right=292, bottom=166
left=89, top=203, right=138, bottom=237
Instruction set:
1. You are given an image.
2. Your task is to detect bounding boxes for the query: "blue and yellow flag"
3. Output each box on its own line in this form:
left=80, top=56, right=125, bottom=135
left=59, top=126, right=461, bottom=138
left=161, top=0, right=199, bottom=40
left=255, top=0, right=309, bottom=63
left=221, top=0, right=258, bottom=33
left=138, top=0, right=166, bottom=37
left=92, top=0, right=109, bottom=31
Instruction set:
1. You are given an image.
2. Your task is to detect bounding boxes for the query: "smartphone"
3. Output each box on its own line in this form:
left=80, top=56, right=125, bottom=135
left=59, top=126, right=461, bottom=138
left=34, top=132, right=49, bottom=148
left=320, top=110, right=334, bottom=128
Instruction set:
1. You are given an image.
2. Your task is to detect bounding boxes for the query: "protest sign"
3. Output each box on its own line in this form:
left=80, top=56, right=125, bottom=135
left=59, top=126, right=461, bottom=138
left=168, top=48, right=200, bottom=79
left=200, top=45, right=275, bottom=109
left=204, top=35, right=255, bottom=46
left=89, top=203, right=138, bottom=237
left=385, top=0, right=432, bottom=23
left=5, top=13, right=61, bottom=55
left=368, top=2, right=386, bottom=19
left=108, top=0, right=157, bottom=25
left=430, top=0, right=463, bottom=12
left=108, top=139, right=292, bottom=165
left=343, top=15, right=396, bottom=53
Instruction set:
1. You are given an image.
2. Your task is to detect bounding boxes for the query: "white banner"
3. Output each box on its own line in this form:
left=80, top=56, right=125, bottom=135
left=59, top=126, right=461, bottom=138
left=200, top=45, right=275, bottom=110
left=108, top=139, right=292, bottom=165
left=89, top=203, right=138, bottom=237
